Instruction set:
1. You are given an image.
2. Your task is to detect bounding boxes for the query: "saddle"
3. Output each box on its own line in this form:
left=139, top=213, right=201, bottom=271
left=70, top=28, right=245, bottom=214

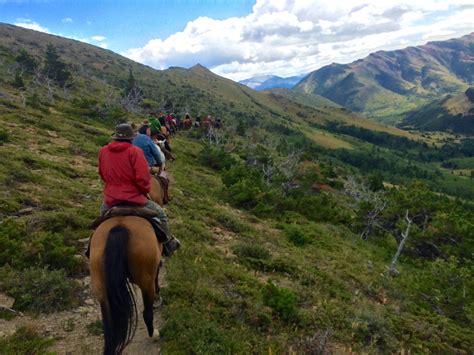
left=86, top=205, right=168, bottom=258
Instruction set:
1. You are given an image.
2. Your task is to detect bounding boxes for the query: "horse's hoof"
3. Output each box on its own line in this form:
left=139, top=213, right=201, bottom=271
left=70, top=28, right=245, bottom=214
left=152, top=329, right=160, bottom=338
left=153, top=295, right=163, bottom=309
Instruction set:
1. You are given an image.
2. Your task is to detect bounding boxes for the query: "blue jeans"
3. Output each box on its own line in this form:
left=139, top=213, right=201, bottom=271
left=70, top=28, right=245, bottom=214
left=101, top=200, right=171, bottom=238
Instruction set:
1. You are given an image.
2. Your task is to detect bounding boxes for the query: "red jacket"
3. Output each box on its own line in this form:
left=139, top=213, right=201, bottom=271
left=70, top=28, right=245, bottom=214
left=99, top=141, right=150, bottom=207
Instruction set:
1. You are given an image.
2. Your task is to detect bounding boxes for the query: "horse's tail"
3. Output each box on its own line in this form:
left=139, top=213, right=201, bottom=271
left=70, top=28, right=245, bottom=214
left=102, top=226, right=137, bottom=355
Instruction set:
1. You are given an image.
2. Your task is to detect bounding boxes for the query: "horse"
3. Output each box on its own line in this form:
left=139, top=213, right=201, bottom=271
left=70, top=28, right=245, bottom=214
left=89, top=178, right=166, bottom=354
left=149, top=173, right=165, bottom=206
left=183, top=118, right=192, bottom=130
left=89, top=216, right=162, bottom=355
left=160, top=125, right=171, bottom=144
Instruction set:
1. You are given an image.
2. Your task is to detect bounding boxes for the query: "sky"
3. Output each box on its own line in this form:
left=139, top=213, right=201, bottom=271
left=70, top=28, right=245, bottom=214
left=1, top=0, right=474, bottom=81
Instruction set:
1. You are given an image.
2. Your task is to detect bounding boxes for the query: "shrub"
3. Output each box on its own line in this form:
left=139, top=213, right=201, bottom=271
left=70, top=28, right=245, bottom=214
left=227, top=179, right=262, bottom=209
left=0, top=219, right=80, bottom=274
left=86, top=320, right=103, bottom=336
left=403, top=257, right=474, bottom=324
left=350, top=305, right=397, bottom=350
left=0, top=266, right=82, bottom=313
left=0, top=326, right=54, bottom=354
left=233, top=243, right=271, bottom=260
left=215, top=211, right=249, bottom=233
left=285, top=224, right=312, bottom=246
left=262, top=281, right=298, bottom=322
left=95, top=135, right=110, bottom=147
left=0, top=129, right=10, bottom=144
left=199, top=146, right=236, bottom=171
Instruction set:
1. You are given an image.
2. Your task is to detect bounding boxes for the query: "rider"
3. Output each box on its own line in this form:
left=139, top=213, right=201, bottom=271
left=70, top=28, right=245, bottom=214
left=133, top=124, right=163, bottom=170
left=98, top=123, right=180, bottom=257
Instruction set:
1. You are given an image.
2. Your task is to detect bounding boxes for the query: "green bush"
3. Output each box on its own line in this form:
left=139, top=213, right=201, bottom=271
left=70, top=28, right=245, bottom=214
left=351, top=305, right=397, bottom=350
left=199, top=146, right=236, bottom=171
left=95, top=135, right=110, bottom=147
left=0, top=129, right=10, bottom=144
left=0, top=266, right=82, bottom=313
left=86, top=320, right=103, bottom=336
left=233, top=243, right=271, bottom=260
left=227, top=179, right=263, bottom=209
left=402, top=257, right=474, bottom=324
left=215, top=211, right=249, bottom=233
left=285, top=224, right=312, bottom=246
left=0, top=219, right=80, bottom=274
left=262, top=281, right=299, bottom=322
left=0, top=326, right=54, bottom=354
left=26, top=92, right=41, bottom=109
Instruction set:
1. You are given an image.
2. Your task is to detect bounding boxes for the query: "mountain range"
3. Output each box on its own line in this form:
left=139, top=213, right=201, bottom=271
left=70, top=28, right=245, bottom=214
left=294, top=32, right=474, bottom=123
left=239, top=74, right=305, bottom=90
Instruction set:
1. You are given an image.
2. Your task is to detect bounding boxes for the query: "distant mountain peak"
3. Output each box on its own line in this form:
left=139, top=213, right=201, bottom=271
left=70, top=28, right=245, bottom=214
left=295, top=32, right=474, bottom=122
left=240, top=73, right=306, bottom=91
left=190, top=63, right=210, bottom=72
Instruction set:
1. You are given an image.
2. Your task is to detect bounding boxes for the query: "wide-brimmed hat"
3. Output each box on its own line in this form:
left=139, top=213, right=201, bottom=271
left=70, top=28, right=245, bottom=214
left=112, top=123, right=136, bottom=140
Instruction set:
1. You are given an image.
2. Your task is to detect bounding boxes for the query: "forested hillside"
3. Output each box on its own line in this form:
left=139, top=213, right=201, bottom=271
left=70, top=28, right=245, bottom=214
left=295, top=32, right=474, bottom=123
left=1, top=24, right=473, bottom=353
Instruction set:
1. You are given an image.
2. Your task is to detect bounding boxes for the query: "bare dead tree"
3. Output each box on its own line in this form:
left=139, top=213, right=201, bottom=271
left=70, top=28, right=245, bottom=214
left=278, top=151, right=301, bottom=181
left=33, top=66, right=43, bottom=86
left=120, top=86, right=143, bottom=114
left=205, top=125, right=223, bottom=146
left=360, top=201, right=387, bottom=240
left=344, top=176, right=388, bottom=239
left=262, top=162, right=275, bottom=184
left=19, top=89, right=27, bottom=107
left=43, top=76, right=55, bottom=103
left=388, top=210, right=412, bottom=275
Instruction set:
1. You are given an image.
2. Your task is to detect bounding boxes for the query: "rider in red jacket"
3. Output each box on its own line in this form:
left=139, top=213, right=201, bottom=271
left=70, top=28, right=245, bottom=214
left=99, top=140, right=150, bottom=207
left=98, top=123, right=180, bottom=257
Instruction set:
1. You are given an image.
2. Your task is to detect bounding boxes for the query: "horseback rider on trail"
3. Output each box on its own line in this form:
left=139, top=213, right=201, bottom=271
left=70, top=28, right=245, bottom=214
left=98, top=123, right=180, bottom=257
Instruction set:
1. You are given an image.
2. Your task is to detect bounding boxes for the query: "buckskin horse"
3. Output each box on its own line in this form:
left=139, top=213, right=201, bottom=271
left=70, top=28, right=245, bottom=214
left=89, top=179, right=166, bottom=354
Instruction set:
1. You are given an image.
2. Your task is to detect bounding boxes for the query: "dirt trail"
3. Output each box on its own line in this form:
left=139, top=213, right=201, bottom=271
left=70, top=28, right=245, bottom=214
left=1, top=269, right=166, bottom=354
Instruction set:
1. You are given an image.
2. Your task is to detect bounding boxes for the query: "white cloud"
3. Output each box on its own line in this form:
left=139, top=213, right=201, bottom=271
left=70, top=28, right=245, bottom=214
left=92, top=35, right=106, bottom=41
left=99, top=43, right=108, bottom=49
left=61, top=17, right=73, bottom=23
left=15, top=19, right=49, bottom=33
left=125, top=0, right=474, bottom=81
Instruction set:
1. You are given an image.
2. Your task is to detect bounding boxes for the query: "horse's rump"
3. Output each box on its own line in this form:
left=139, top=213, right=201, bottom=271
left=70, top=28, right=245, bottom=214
left=89, top=216, right=161, bottom=353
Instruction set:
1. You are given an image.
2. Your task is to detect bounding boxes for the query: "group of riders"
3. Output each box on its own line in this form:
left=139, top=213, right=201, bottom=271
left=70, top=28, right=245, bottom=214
left=97, top=112, right=221, bottom=258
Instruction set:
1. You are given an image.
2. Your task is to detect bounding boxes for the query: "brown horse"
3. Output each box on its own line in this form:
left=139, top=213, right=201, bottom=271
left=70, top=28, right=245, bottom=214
left=89, top=217, right=161, bottom=354
left=183, top=118, right=192, bottom=130
left=149, top=174, right=164, bottom=206
left=89, top=177, right=166, bottom=354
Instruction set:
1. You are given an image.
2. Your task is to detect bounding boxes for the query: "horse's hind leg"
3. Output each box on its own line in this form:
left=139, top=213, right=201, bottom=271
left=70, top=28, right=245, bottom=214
left=142, top=286, right=155, bottom=337
left=155, top=261, right=162, bottom=295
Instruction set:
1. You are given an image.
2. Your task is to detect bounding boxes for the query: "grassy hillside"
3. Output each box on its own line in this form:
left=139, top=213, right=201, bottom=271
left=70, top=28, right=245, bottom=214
left=295, top=33, right=474, bottom=123
left=401, top=87, right=474, bottom=134
left=1, top=24, right=474, bottom=353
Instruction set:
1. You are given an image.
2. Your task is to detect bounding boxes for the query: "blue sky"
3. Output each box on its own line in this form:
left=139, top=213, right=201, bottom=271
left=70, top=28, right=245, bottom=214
left=1, top=1, right=473, bottom=81
left=0, top=0, right=255, bottom=52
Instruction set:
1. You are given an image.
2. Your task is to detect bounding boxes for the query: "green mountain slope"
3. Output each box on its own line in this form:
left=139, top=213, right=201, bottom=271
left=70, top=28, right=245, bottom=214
left=400, top=87, right=474, bottom=134
left=1, top=24, right=474, bottom=353
left=295, top=33, right=474, bottom=123
left=265, top=88, right=341, bottom=109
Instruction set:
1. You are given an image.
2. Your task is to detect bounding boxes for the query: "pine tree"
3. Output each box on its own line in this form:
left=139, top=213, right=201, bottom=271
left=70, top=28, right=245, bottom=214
left=15, top=49, right=38, bottom=74
left=11, top=70, right=25, bottom=89
left=121, top=67, right=143, bottom=113
left=43, top=44, right=71, bottom=86
left=124, top=68, right=142, bottom=98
